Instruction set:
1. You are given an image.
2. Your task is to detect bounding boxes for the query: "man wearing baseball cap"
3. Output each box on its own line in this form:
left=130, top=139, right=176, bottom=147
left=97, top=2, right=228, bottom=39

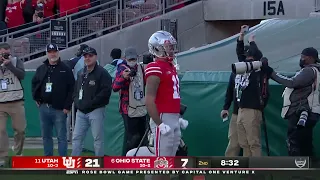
left=112, top=47, right=147, bottom=156
left=72, top=47, right=112, bottom=156
left=262, top=47, right=320, bottom=157
left=32, top=43, right=75, bottom=156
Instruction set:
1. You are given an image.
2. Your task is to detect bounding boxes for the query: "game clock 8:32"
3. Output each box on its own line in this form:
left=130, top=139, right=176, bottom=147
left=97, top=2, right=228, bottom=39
left=221, top=159, right=239, bottom=167
left=212, top=157, right=248, bottom=168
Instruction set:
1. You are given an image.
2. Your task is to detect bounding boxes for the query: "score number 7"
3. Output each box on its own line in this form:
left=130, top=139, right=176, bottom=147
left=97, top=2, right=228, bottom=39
left=180, top=158, right=189, bottom=168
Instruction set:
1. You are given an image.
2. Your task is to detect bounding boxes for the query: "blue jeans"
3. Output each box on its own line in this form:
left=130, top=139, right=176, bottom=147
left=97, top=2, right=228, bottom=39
left=39, top=104, right=68, bottom=156
left=71, top=107, right=105, bottom=156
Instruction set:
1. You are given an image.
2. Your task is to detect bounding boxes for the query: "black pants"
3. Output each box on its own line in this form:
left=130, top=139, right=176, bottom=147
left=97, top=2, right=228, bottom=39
left=287, top=112, right=319, bottom=156
left=121, top=114, right=147, bottom=156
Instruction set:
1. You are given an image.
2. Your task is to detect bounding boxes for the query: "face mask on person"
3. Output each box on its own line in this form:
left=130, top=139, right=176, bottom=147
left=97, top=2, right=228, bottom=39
left=299, top=58, right=306, bottom=68
left=127, top=61, right=137, bottom=67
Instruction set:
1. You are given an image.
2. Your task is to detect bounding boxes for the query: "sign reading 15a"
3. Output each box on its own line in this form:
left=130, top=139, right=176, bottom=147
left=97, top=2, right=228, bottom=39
left=263, top=0, right=285, bottom=16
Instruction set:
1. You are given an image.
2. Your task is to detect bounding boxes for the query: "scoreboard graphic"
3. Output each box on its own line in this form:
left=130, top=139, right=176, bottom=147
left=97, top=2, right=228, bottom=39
left=4, top=156, right=310, bottom=175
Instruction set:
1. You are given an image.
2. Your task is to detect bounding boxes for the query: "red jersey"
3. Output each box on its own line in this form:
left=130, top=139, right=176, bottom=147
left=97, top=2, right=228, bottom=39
left=145, top=59, right=180, bottom=113
left=58, top=0, right=79, bottom=17
left=78, top=0, right=91, bottom=10
left=5, top=2, right=25, bottom=28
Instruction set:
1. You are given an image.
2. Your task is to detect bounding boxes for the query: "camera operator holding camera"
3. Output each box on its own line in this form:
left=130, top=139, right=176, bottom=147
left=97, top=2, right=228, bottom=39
left=32, top=0, right=55, bottom=18
left=33, top=4, right=45, bottom=24
left=0, top=43, right=26, bottom=166
left=233, top=32, right=270, bottom=157
left=262, top=47, right=320, bottom=157
left=112, top=47, right=147, bottom=156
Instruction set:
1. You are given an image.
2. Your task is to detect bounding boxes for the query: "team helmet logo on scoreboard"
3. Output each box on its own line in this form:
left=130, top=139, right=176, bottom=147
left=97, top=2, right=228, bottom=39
left=62, top=157, right=82, bottom=168
left=294, top=158, right=307, bottom=168
left=154, top=157, right=170, bottom=168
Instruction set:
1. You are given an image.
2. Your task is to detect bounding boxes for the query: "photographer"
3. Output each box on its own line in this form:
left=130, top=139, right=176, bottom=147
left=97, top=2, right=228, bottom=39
left=112, top=47, right=147, bottom=156
left=0, top=43, right=26, bottom=166
left=32, top=0, right=55, bottom=18
left=28, top=4, right=49, bottom=52
left=234, top=34, right=269, bottom=157
left=236, top=25, right=260, bottom=62
left=33, top=4, right=46, bottom=23
left=262, top=47, right=320, bottom=157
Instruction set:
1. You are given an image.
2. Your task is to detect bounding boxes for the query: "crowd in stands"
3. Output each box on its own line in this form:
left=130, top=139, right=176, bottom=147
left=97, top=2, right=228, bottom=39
left=0, top=0, right=195, bottom=34
left=0, top=0, right=197, bottom=60
left=0, top=0, right=100, bottom=34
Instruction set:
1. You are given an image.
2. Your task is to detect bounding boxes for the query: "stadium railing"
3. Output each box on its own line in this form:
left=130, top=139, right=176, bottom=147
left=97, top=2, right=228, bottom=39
left=0, top=0, right=191, bottom=61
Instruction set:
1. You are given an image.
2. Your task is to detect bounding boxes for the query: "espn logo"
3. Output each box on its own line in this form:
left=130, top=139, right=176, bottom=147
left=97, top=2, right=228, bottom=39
left=66, top=170, right=79, bottom=174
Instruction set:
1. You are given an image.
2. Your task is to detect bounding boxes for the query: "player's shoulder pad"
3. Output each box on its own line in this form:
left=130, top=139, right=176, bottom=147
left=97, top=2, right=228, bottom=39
left=145, top=61, right=158, bottom=68
left=145, top=62, right=162, bottom=76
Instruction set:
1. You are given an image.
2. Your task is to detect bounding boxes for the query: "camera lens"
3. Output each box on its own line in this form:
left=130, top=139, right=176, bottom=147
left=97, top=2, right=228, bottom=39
left=2, top=53, right=9, bottom=59
left=129, top=70, right=137, bottom=77
left=38, top=12, right=44, bottom=18
left=297, top=111, right=308, bottom=127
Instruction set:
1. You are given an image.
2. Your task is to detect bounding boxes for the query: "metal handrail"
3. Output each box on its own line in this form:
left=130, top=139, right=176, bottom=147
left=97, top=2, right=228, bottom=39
left=4, top=0, right=193, bottom=60
left=0, top=0, right=119, bottom=39
left=66, top=0, right=119, bottom=17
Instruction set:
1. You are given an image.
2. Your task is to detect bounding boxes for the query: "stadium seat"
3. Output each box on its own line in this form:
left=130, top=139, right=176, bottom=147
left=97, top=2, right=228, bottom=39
left=8, top=38, right=30, bottom=57
left=123, top=8, right=142, bottom=24
left=140, top=0, right=159, bottom=14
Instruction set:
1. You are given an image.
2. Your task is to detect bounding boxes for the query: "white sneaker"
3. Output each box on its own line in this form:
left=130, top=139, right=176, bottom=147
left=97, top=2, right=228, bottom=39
left=12, top=146, right=23, bottom=156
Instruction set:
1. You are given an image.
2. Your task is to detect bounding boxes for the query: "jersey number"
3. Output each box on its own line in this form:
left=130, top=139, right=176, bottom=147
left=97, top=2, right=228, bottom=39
left=172, top=75, right=180, bottom=99
left=0, top=78, right=14, bottom=85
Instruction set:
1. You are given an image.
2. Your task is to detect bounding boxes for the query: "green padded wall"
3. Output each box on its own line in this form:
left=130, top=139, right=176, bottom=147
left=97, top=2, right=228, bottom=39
left=12, top=70, right=320, bottom=156
left=6, top=71, right=41, bottom=137
left=179, top=72, right=287, bottom=156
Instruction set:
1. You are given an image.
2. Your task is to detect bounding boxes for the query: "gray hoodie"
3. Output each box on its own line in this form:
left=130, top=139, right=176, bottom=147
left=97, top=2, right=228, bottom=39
left=271, top=64, right=320, bottom=117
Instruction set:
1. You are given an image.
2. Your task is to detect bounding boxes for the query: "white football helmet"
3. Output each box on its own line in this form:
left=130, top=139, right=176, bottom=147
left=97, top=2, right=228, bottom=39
left=148, top=31, right=177, bottom=58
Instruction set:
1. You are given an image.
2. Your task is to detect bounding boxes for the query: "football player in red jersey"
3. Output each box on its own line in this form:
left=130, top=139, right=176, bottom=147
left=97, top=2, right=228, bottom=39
left=145, top=31, right=188, bottom=180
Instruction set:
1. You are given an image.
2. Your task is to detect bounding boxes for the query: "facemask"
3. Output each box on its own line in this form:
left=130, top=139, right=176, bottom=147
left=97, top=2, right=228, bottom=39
left=127, top=61, right=137, bottom=67
left=299, top=59, right=305, bottom=68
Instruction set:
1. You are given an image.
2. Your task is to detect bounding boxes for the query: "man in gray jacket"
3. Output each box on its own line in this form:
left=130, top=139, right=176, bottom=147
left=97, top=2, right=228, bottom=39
left=262, top=47, right=320, bottom=157
left=0, top=43, right=26, bottom=166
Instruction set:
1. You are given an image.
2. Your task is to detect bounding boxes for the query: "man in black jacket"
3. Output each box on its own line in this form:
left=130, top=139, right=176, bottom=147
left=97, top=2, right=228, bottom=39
left=262, top=48, right=320, bottom=157
left=221, top=72, right=240, bottom=157
left=31, top=43, right=75, bottom=156
left=71, top=47, right=112, bottom=156
left=234, top=28, right=269, bottom=157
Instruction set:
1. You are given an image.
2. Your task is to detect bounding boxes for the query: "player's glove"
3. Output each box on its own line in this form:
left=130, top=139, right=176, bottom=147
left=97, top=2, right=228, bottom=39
left=179, top=118, right=189, bottom=130
left=158, top=123, right=171, bottom=135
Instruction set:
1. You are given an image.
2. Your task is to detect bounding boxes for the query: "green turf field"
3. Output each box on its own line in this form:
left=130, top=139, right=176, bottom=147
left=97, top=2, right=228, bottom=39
left=2, top=149, right=318, bottom=180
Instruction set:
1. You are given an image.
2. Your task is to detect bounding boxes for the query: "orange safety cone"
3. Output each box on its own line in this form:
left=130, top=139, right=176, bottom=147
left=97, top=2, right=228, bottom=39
left=193, top=175, right=206, bottom=180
